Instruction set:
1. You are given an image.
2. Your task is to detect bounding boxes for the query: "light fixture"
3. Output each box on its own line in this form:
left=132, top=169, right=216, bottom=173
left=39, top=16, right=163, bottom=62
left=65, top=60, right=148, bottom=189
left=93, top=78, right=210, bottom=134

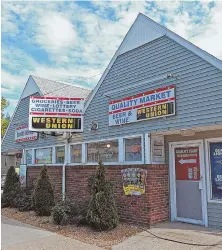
left=106, top=144, right=111, bottom=148
left=180, top=128, right=195, bottom=137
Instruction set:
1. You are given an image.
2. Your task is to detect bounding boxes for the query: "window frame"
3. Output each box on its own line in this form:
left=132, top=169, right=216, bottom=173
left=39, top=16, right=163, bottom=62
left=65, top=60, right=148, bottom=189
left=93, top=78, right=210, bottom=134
left=55, top=145, right=66, bottom=164
left=69, top=143, right=83, bottom=164
left=123, top=135, right=144, bottom=164
left=205, top=137, right=222, bottom=204
left=86, top=139, right=119, bottom=164
left=24, top=144, right=66, bottom=166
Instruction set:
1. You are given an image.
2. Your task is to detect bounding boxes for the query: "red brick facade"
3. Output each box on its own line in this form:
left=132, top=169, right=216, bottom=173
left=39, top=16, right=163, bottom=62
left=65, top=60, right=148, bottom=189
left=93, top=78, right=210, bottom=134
left=27, top=164, right=169, bottom=226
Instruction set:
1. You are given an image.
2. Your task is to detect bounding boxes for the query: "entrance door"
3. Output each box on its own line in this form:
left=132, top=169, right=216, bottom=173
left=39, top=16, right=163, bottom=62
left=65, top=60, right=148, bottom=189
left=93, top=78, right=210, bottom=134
left=170, top=141, right=207, bottom=226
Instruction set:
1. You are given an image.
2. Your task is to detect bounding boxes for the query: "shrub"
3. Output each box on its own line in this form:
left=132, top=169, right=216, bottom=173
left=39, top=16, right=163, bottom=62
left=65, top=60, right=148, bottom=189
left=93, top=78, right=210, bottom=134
left=86, top=160, right=119, bottom=231
left=32, top=166, right=54, bottom=216
left=52, top=204, right=68, bottom=225
left=1, top=166, right=20, bottom=208
left=16, top=188, right=33, bottom=212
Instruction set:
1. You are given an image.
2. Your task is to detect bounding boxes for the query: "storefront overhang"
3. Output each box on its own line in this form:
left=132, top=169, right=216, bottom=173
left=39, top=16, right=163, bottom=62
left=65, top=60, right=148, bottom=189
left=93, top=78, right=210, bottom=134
left=151, top=124, right=222, bottom=136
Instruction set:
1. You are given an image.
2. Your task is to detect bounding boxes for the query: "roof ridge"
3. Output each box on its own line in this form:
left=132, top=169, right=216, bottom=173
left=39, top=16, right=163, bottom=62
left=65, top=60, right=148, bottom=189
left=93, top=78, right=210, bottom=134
left=31, top=75, right=92, bottom=91
left=138, top=13, right=222, bottom=66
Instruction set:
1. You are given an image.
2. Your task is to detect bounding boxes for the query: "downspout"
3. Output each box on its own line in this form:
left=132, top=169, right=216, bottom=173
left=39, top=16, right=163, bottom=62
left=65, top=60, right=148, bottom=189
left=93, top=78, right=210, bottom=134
left=62, top=138, right=69, bottom=201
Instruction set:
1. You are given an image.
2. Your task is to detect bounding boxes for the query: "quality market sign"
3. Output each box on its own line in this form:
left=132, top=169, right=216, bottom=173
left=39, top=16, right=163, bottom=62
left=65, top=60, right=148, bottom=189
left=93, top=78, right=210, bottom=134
left=29, top=96, right=84, bottom=132
left=109, top=85, right=175, bottom=126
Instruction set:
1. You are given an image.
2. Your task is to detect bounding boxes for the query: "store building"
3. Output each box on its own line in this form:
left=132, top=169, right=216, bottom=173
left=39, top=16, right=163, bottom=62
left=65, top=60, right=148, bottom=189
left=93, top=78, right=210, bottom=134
left=2, top=13, right=222, bottom=229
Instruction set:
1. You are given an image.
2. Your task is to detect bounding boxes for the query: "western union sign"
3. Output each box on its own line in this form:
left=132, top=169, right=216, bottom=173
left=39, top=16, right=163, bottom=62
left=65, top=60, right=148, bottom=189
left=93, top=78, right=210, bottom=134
left=137, top=103, right=174, bottom=120
left=31, top=117, right=82, bottom=131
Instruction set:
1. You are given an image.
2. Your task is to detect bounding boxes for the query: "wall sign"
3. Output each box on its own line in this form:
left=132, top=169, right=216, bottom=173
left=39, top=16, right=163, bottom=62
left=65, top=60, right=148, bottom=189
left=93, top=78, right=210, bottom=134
left=29, top=96, right=84, bottom=132
left=109, top=85, right=175, bottom=126
left=121, top=168, right=147, bottom=195
left=210, top=142, right=222, bottom=199
left=175, top=147, right=200, bottom=181
left=19, top=164, right=27, bottom=187
left=151, top=135, right=165, bottom=163
left=15, top=124, right=38, bottom=142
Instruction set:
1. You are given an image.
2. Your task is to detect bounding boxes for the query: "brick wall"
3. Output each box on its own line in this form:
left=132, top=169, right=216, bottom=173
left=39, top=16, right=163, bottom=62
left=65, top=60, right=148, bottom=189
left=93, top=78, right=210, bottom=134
left=27, top=164, right=169, bottom=226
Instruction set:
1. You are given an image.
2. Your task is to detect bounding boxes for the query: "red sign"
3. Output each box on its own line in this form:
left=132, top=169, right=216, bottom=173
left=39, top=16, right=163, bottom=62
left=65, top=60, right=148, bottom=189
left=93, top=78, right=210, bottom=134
left=175, top=147, right=200, bottom=181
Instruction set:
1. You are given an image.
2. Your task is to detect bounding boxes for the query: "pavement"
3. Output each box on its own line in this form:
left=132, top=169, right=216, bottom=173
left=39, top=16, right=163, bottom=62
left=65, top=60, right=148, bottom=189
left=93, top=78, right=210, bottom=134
left=2, top=216, right=222, bottom=250
left=113, top=222, right=222, bottom=250
left=1, top=216, right=103, bottom=250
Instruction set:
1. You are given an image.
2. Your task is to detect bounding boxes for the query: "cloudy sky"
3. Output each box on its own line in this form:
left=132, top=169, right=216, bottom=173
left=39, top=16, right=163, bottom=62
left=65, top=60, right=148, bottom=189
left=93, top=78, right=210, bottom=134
left=2, top=1, right=222, bottom=115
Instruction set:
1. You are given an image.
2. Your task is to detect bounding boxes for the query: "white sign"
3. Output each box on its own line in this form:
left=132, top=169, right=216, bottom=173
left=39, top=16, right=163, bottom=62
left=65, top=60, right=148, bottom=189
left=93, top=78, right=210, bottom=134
left=109, top=85, right=175, bottom=126
left=151, top=135, right=165, bottom=163
left=29, top=96, right=84, bottom=132
left=19, top=164, right=27, bottom=187
left=15, top=125, right=38, bottom=142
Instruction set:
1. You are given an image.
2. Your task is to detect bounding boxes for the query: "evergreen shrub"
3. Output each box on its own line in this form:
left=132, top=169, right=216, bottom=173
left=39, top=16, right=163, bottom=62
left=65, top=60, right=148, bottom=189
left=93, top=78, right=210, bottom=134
left=86, top=160, right=119, bottom=231
left=1, top=166, right=20, bottom=208
left=32, top=166, right=54, bottom=216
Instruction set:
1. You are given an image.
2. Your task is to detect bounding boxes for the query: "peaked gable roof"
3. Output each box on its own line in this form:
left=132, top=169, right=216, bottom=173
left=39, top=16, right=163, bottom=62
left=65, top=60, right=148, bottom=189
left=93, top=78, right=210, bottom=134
left=84, top=13, right=222, bottom=112
left=2, top=75, right=92, bottom=145
left=31, top=75, right=91, bottom=100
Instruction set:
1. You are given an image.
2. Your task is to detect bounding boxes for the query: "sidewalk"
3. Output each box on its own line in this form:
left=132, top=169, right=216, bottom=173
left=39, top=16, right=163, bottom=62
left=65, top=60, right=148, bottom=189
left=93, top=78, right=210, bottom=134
left=113, top=222, right=222, bottom=250
left=1, top=216, right=103, bottom=250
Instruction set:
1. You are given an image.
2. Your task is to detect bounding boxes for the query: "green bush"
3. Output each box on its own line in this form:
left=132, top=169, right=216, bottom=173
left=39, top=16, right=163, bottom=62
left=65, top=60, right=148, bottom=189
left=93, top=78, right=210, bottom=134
left=16, top=188, right=33, bottom=212
left=32, top=166, right=54, bottom=216
left=52, top=204, right=68, bottom=225
left=1, top=166, right=20, bottom=208
left=86, top=160, right=119, bottom=231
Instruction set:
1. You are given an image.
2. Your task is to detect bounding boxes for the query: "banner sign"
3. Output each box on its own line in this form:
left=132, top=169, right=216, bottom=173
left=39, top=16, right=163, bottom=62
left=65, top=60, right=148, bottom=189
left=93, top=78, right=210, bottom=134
left=175, top=147, right=200, bottom=181
left=15, top=124, right=38, bottom=142
left=29, top=96, right=84, bottom=132
left=19, top=164, right=27, bottom=187
left=109, top=85, right=175, bottom=126
left=121, top=168, right=147, bottom=195
left=210, top=142, right=222, bottom=199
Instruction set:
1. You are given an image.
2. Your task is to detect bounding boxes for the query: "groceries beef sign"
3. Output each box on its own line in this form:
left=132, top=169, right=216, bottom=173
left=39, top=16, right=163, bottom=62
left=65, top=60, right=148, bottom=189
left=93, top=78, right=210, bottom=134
left=29, top=96, right=84, bottom=132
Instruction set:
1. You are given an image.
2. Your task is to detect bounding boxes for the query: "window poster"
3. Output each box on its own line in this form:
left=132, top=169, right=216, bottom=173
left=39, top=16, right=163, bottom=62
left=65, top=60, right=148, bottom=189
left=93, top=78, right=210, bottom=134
left=210, top=142, right=222, bottom=200
left=121, top=168, right=147, bottom=195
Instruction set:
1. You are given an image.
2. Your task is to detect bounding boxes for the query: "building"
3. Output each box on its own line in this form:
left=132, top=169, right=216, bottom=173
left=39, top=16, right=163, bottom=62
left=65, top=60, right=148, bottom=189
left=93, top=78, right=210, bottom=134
left=2, top=13, right=222, bottom=229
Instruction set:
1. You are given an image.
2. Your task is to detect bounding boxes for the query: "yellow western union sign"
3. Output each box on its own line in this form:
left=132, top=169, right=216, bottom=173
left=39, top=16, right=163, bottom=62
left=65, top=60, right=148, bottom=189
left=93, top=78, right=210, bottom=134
left=32, top=117, right=81, bottom=130
left=137, top=102, right=174, bottom=120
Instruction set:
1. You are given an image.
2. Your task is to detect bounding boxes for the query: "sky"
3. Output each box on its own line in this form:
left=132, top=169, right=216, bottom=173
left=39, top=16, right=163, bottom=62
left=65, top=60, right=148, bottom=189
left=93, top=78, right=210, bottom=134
left=1, top=1, right=222, bottom=116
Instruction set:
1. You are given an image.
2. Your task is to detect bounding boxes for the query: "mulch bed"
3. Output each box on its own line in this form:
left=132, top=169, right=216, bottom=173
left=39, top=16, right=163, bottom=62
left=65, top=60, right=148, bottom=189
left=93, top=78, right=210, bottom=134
left=2, top=208, right=142, bottom=249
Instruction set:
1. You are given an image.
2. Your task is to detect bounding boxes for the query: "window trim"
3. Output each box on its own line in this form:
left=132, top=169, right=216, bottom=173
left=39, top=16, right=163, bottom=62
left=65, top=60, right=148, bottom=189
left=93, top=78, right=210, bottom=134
left=86, top=139, right=119, bottom=164
left=24, top=144, right=66, bottom=166
left=69, top=143, right=83, bottom=164
left=205, top=137, right=222, bottom=204
left=123, top=135, right=144, bottom=164
left=55, top=145, right=66, bottom=164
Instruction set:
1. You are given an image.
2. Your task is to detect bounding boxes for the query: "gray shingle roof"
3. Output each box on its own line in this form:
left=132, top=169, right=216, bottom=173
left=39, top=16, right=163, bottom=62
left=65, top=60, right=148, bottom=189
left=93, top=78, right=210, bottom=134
left=31, top=75, right=92, bottom=100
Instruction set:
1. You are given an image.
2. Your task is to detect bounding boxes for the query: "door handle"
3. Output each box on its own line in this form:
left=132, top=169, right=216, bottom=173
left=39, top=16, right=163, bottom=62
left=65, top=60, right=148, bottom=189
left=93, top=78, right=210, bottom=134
left=199, top=177, right=203, bottom=190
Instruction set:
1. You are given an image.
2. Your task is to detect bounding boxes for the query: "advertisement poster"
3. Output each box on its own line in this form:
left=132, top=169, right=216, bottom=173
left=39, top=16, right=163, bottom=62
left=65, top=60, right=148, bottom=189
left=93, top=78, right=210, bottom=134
left=15, top=124, right=38, bottom=142
left=19, top=165, right=27, bottom=187
left=121, top=168, right=147, bottom=195
left=29, top=96, right=84, bottom=132
left=109, top=85, right=175, bottom=126
left=151, top=135, right=165, bottom=163
left=210, top=142, right=222, bottom=199
left=175, top=147, right=200, bottom=181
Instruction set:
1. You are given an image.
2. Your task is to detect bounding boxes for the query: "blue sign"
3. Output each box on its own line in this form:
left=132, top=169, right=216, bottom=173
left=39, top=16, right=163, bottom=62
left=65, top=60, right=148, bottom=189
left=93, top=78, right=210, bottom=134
left=19, top=164, right=27, bottom=187
left=210, top=142, right=222, bottom=200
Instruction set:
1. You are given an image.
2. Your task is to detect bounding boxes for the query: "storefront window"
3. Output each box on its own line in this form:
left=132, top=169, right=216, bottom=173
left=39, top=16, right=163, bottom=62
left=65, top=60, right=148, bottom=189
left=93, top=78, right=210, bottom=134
left=26, top=150, right=32, bottom=164
left=125, top=137, right=142, bottom=162
left=210, top=142, right=222, bottom=200
left=35, top=148, right=52, bottom=164
left=70, top=144, right=82, bottom=163
left=87, top=140, right=118, bottom=163
left=56, top=146, right=65, bottom=163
